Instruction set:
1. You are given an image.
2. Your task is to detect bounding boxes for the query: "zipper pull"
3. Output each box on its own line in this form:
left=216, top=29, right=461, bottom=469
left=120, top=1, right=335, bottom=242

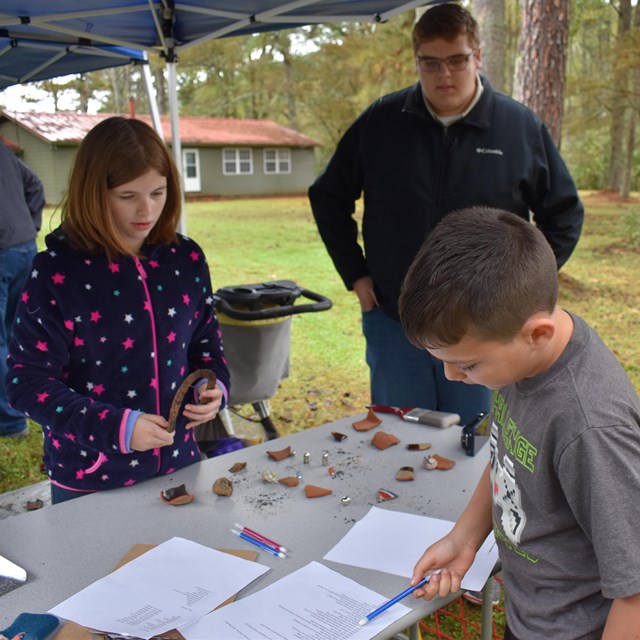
left=134, top=256, right=147, bottom=279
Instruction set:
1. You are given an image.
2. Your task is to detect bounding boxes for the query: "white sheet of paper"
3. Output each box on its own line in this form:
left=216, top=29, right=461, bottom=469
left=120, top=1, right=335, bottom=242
left=49, top=537, right=270, bottom=639
left=323, top=506, right=498, bottom=591
left=180, top=561, right=411, bottom=640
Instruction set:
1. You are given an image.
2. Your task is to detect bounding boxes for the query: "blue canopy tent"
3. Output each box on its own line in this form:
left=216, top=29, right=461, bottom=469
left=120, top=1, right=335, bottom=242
left=0, top=37, right=145, bottom=88
left=0, top=1, right=433, bottom=229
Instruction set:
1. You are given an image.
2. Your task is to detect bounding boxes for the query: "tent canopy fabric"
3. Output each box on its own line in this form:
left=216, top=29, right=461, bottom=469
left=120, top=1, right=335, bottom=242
left=0, top=1, right=431, bottom=68
left=0, top=37, right=145, bottom=89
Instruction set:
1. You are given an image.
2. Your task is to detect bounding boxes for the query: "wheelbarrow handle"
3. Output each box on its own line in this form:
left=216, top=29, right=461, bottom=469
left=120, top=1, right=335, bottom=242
left=214, top=288, right=332, bottom=321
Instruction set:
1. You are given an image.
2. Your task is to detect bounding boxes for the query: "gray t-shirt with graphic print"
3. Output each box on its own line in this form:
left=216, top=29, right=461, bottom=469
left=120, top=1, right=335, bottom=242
left=489, top=312, right=640, bottom=640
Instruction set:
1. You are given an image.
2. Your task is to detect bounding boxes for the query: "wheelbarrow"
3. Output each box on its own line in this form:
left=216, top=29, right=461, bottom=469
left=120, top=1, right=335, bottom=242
left=213, top=280, right=332, bottom=440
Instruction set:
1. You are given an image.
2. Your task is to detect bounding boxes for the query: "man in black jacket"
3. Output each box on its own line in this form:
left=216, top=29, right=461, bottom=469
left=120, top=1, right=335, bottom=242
left=0, top=141, right=44, bottom=438
left=309, top=3, right=583, bottom=425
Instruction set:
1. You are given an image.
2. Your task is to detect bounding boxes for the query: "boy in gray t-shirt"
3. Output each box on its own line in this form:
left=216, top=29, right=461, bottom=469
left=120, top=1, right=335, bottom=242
left=398, top=207, right=640, bottom=639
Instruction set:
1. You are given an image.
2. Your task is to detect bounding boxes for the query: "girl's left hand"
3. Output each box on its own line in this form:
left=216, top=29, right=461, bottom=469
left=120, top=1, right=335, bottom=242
left=182, top=385, right=223, bottom=429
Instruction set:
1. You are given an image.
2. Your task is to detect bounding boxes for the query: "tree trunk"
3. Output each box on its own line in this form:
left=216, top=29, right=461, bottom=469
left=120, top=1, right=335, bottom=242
left=620, top=2, right=638, bottom=197
left=607, top=0, right=631, bottom=192
left=514, top=0, right=570, bottom=148
left=473, top=0, right=506, bottom=93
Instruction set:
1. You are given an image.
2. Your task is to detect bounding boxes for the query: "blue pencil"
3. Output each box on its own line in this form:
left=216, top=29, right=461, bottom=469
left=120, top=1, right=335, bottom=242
left=231, top=529, right=286, bottom=558
left=358, top=570, right=441, bottom=626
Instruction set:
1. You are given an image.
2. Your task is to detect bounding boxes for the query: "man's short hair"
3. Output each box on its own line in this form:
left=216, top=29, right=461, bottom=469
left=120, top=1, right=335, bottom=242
left=399, top=207, right=559, bottom=348
left=412, top=3, right=480, bottom=52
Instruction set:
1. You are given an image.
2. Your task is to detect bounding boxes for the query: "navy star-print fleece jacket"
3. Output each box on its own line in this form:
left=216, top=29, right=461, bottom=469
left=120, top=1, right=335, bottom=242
left=6, top=227, right=230, bottom=493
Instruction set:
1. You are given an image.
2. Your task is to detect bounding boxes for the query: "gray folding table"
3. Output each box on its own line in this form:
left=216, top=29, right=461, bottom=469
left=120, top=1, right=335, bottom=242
left=0, top=412, right=496, bottom=639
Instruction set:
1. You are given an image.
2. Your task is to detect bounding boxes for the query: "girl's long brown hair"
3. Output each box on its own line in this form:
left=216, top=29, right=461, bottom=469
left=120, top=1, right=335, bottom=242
left=61, top=116, right=182, bottom=260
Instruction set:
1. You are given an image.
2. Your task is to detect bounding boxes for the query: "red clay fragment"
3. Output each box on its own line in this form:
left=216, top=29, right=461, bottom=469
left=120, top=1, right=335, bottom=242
left=305, top=484, right=332, bottom=498
left=432, top=454, right=456, bottom=470
left=279, top=476, right=300, bottom=487
left=352, top=408, right=382, bottom=431
left=371, top=431, right=400, bottom=450
left=396, top=466, right=415, bottom=481
left=406, top=443, right=432, bottom=451
left=160, top=483, right=195, bottom=506
left=267, top=446, right=293, bottom=461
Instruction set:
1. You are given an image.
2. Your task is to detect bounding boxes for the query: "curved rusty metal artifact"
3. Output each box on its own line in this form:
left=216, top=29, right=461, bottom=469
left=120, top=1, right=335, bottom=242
left=166, top=369, right=217, bottom=433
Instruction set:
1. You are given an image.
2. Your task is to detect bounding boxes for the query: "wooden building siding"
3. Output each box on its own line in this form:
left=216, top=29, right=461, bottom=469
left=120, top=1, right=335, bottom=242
left=196, top=146, right=315, bottom=196
left=0, top=112, right=320, bottom=202
left=0, top=119, right=76, bottom=205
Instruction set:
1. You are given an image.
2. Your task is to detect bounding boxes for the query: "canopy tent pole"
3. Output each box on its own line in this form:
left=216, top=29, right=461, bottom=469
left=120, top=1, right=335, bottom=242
left=141, top=51, right=163, bottom=140
left=167, top=58, right=187, bottom=235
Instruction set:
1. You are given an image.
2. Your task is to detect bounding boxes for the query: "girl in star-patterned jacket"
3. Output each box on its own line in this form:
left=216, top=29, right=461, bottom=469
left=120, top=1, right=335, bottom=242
left=6, top=117, right=230, bottom=504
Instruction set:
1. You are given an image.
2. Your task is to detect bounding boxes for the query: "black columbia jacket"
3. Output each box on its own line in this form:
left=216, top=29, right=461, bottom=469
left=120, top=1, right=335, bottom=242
left=309, top=78, right=583, bottom=320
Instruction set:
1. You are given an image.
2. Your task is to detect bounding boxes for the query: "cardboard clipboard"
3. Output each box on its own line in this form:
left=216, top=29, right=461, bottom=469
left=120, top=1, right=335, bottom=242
left=54, top=544, right=259, bottom=640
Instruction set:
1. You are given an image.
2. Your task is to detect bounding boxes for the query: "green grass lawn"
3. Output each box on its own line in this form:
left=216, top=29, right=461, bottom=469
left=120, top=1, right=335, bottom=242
left=1, top=192, right=639, bottom=493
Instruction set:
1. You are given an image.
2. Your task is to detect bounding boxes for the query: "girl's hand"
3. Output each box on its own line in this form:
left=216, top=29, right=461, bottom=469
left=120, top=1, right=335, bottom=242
left=183, top=385, right=223, bottom=429
left=130, top=414, right=174, bottom=451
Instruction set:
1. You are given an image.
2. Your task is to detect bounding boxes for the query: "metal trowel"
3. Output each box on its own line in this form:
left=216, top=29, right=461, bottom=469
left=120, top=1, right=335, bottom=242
left=0, top=553, right=26, bottom=597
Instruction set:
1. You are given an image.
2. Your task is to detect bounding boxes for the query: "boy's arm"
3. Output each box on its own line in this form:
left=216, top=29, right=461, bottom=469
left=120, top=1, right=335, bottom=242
left=412, top=464, right=494, bottom=600
left=603, top=593, right=640, bottom=640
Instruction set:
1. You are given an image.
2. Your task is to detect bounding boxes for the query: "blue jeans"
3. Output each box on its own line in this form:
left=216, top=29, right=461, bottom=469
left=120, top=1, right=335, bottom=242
left=51, top=484, right=91, bottom=505
left=0, top=240, right=37, bottom=435
left=362, top=307, right=490, bottom=425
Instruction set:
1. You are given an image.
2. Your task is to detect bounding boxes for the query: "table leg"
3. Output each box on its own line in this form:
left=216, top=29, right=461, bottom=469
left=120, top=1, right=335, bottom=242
left=481, top=578, right=494, bottom=639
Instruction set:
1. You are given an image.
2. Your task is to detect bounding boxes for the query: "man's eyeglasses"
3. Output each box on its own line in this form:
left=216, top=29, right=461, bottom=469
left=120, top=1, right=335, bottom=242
left=416, top=50, right=476, bottom=73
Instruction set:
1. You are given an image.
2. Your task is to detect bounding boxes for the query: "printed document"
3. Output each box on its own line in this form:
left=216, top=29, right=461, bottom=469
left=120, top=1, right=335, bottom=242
left=49, top=537, right=269, bottom=639
left=323, top=506, right=498, bottom=591
left=180, top=561, right=410, bottom=640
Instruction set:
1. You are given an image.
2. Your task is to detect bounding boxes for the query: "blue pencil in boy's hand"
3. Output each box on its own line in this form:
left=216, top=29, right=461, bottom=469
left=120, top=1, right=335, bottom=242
left=358, top=570, right=441, bottom=626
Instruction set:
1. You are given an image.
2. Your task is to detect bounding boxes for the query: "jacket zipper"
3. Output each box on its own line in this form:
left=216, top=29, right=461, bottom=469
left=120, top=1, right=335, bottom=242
left=134, top=256, right=162, bottom=472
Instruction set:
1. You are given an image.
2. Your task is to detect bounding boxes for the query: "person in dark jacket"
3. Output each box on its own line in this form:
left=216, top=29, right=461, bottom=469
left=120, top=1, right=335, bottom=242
left=6, top=117, right=230, bottom=504
left=0, top=141, right=45, bottom=438
left=308, top=3, right=583, bottom=425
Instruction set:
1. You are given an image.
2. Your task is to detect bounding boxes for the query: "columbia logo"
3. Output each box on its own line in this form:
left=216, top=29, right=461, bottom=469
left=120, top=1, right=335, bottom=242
left=476, top=148, right=504, bottom=155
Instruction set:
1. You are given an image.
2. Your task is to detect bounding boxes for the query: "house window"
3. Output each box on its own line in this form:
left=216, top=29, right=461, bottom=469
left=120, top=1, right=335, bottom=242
left=223, top=148, right=253, bottom=175
left=264, top=148, right=291, bottom=174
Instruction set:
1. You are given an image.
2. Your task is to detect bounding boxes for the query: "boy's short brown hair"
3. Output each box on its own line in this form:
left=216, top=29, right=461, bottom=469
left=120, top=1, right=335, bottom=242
left=412, top=3, right=480, bottom=51
left=399, top=207, right=558, bottom=349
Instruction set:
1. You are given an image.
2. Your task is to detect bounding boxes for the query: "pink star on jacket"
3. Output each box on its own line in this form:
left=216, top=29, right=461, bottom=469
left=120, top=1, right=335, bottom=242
left=189, top=250, right=200, bottom=262
left=149, top=260, right=160, bottom=269
left=108, top=263, right=120, bottom=273
left=182, top=293, right=191, bottom=305
left=167, top=331, right=177, bottom=343
left=74, top=336, right=85, bottom=347
left=98, top=409, right=109, bottom=420
left=64, top=319, right=74, bottom=331
left=150, top=378, right=158, bottom=390
left=124, top=479, right=136, bottom=486
left=122, top=337, right=135, bottom=350
left=76, top=470, right=85, bottom=480
left=65, top=433, right=77, bottom=442
left=21, top=291, right=29, bottom=303
left=37, top=391, right=49, bottom=403
left=52, top=272, right=65, bottom=285
left=90, top=310, right=102, bottom=323
left=52, top=438, right=61, bottom=450
left=144, top=300, right=152, bottom=312
left=93, top=383, right=106, bottom=396
left=36, top=340, right=48, bottom=352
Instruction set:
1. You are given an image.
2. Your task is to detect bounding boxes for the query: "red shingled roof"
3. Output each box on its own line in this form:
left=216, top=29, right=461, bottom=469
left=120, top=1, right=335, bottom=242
left=0, top=110, right=320, bottom=148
